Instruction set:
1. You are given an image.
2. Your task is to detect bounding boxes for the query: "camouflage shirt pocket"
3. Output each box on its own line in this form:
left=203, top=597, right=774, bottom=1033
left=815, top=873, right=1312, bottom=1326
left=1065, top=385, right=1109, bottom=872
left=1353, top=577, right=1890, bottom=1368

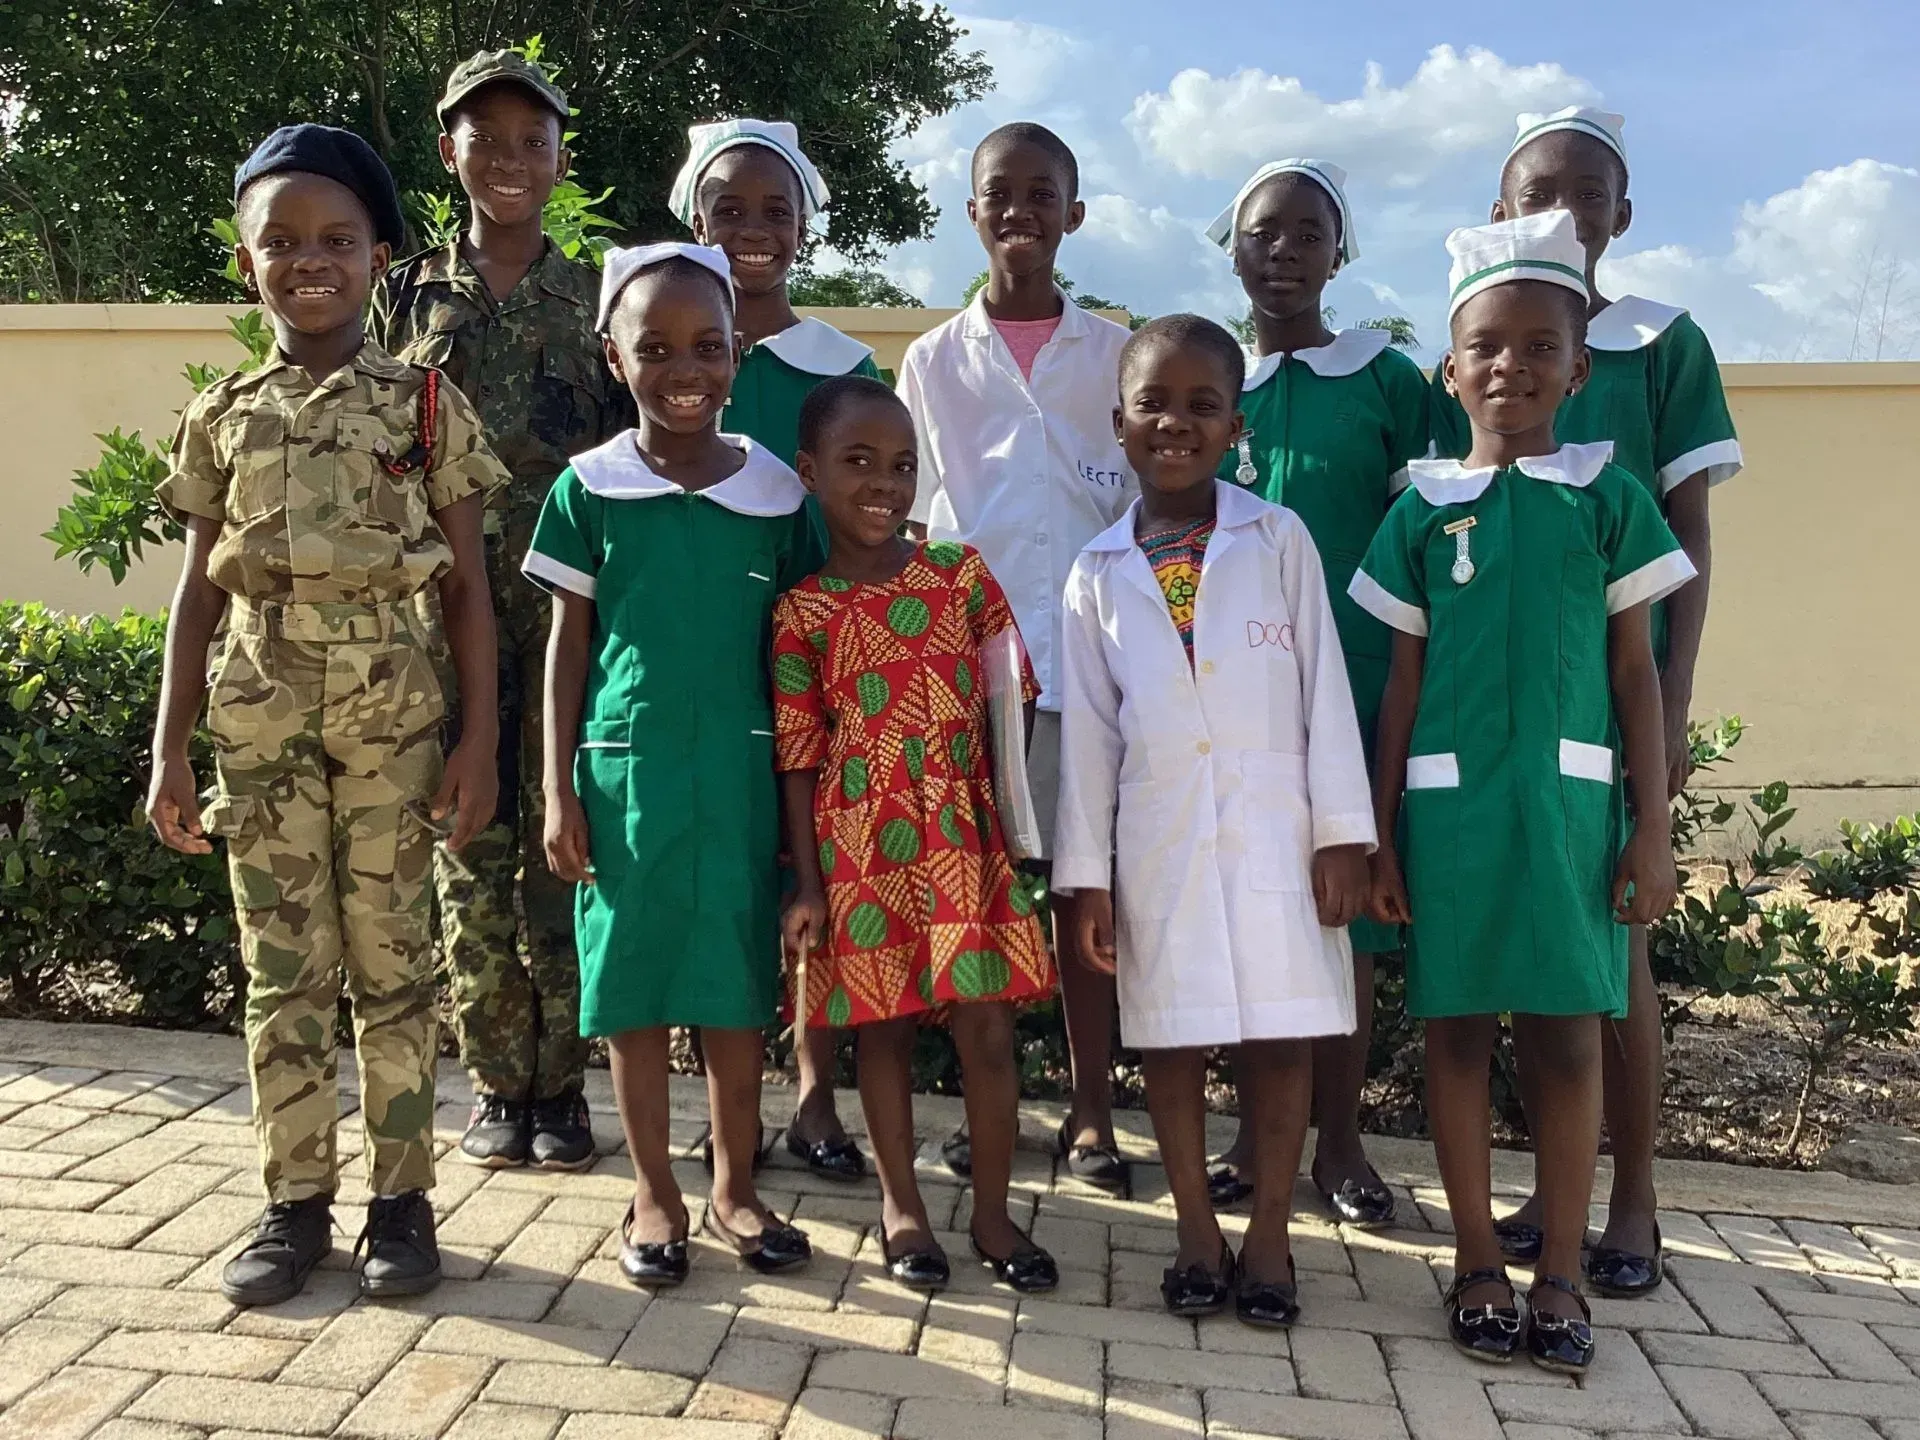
left=533, top=344, right=604, bottom=458
left=397, top=327, right=460, bottom=372
left=214, top=411, right=288, bottom=522
left=335, top=412, right=431, bottom=538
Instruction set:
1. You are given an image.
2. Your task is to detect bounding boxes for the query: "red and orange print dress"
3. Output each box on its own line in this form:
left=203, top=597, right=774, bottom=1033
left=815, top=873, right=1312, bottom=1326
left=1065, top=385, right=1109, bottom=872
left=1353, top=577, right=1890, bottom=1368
left=772, top=541, right=1054, bottom=1027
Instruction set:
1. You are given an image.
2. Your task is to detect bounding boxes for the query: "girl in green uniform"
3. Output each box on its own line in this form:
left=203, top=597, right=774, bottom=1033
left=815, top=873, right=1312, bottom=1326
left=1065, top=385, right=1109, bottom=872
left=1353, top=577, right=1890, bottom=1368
left=1201, top=159, right=1428, bottom=1226
left=1428, top=107, right=1740, bottom=1296
left=1353, top=212, right=1691, bottom=1374
left=528, top=242, right=820, bottom=1287
left=672, top=118, right=885, bottom=1182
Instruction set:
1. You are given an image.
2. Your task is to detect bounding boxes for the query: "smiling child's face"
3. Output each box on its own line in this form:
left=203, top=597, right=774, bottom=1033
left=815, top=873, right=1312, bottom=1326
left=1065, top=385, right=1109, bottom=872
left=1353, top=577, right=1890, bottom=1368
left=1233, top=174, right=1341, bottom=325
left=797, top=393, right=919, bottom=550
left=236, top=173, right=388, bottom=338
left=605, top=265, right=738, bottom=435
left=441, top=84, right=568, bottom=230
left=693, top=146, right=805, bottom=300
left=1444, top=280, right=1591, bottom=441
left=1115, top=339, right=1244, bottom=499
left=1495, top=131, right=1631, bottom=272
left=967, top=137, right=1083, bottom=281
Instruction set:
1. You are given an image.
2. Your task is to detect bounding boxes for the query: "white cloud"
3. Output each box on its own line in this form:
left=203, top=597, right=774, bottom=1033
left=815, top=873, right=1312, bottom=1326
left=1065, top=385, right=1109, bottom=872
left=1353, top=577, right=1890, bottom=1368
left=1601, top=159, right=1920, bottom=361
left=1126, top=46, right=1597, bottom=186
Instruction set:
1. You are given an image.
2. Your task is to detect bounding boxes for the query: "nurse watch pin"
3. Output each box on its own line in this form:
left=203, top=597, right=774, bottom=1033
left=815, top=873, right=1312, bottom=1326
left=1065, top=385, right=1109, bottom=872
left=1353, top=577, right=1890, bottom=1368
left=1443, top=516, right=1477, bottom=584
left=1234, top=433, right=1257, bottom=488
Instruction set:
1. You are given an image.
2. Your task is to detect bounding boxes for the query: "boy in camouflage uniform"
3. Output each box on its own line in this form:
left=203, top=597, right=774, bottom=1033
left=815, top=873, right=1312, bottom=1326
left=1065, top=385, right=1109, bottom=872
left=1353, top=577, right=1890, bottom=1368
left=148, top=124, right=506, bottom=1306
left=373, top=51, right=629, bottom=1171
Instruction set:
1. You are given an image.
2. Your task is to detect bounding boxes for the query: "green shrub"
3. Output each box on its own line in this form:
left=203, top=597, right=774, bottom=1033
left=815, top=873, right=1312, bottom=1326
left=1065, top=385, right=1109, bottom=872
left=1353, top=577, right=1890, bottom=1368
left=0, top=604, right=237, bottom=1023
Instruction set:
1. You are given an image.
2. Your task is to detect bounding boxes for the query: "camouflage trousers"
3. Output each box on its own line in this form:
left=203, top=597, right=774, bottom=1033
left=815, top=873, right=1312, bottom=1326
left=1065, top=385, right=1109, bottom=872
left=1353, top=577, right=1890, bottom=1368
left=203, top=599, right=444, bottom=1203
left=433, top=546, right=587, bottom=1102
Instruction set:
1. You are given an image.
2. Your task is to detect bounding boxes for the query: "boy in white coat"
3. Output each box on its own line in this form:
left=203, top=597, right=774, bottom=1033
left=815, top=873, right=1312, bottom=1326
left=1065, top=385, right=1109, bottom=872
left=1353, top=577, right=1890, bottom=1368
left=1056, top=316, right=1375, bottom=1329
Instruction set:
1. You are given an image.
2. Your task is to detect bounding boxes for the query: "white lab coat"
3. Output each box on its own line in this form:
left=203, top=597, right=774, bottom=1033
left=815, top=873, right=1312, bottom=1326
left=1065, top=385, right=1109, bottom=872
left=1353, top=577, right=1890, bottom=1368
left=1054, top=483, right=1377, bottom=1049
left=897, top=292, right=1135, bottom=711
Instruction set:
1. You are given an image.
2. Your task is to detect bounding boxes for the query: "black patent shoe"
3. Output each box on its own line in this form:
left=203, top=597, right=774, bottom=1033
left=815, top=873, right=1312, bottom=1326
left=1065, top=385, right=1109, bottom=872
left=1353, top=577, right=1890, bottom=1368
left=939, top=1126, right=972, bottom=1178
left=221, top=1194, right=333, bottom=1306
left=1444, top=1266, right=1524, bottom=1364
left=1316, top=1164, right=1396, bottom=1228
left=618, top=1201, right=689, bottom=1288
left=702, top=1122, right=772, bottom=1176
left=1586, top=1221, right=1664, bottom=1298
left=703, top=1206, right=812, bottom=1274
left=1527, top=1273, right=1596, bottom=1374
left=1056, top=1117, right=1128, bottom=1192
left=786, top=1128, right=868, bottom=1182
left=1161, top=1241, right=1236, bottom=1317
left=354, top=1190, right=440, bottom=1298
left=970, top=1230, right=1059, bottom=1294
left=1493, top=1216, right=1544, bottom=1262
left=1235, top=1254, right=1300, bottom=1330
left=881, top=1229, right=951, bottom=1291
left=1207, top=1162, right=1254, bottom=1210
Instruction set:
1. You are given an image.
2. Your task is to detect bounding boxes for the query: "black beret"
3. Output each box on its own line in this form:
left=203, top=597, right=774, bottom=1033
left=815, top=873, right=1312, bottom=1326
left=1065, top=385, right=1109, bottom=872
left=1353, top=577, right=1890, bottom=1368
left=233, top=124, right=406, bottom=252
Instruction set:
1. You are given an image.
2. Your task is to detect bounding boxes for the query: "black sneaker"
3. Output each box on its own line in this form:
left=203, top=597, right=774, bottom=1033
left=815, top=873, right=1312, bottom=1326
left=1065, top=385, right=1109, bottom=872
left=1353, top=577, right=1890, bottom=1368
left=530, top=1089, right=596, bottom=1172
left=460, top=1092, right=530, bottom=1168
left=355, top=1190, right=441, bottom=1298
left=220, top=1194, right=333, bottom=1307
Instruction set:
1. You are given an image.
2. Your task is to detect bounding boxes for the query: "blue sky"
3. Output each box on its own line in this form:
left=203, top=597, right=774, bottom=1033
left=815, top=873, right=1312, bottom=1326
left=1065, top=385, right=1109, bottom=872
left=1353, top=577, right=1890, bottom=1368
left=826, top=0, right=1920, bottom=362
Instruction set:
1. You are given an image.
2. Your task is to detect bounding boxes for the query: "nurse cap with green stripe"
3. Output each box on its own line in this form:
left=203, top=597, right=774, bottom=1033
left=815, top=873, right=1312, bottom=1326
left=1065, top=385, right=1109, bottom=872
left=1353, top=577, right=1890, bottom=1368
left=1446, top=210, right=1589, bottom=322
left=670, top=119, right=831, bottom=229
left=1206, top=159, right=1357, bottom=264
left=1505, top=106, right=1628, bottom=173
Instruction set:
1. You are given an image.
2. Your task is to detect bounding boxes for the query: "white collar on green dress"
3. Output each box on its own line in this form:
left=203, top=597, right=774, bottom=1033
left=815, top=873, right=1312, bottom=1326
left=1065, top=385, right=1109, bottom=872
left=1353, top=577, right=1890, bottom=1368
left=1405, top=440, right=1615, bottom=505
left=1241, top=327, right=1391, bottom=389
left=570, top=431, right=807, bottom=515
left=757, top=315, right=875, bottom=375
left=1586, top=294, right=1686, bottom=351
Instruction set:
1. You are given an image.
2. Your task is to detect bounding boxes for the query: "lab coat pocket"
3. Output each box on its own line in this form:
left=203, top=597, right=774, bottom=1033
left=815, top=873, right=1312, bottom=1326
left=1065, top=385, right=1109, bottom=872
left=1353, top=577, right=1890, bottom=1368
left=1113, top=779, right=1179, bottom=909
left=1243, top=750, right=1313, bottom=893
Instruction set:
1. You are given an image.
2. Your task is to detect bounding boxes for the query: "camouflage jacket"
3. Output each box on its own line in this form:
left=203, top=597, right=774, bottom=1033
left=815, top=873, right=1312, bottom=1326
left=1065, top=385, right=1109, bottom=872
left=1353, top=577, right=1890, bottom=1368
left=157, top=342, right=506, bottom=604
left=372, top=239, right=629, bottom=537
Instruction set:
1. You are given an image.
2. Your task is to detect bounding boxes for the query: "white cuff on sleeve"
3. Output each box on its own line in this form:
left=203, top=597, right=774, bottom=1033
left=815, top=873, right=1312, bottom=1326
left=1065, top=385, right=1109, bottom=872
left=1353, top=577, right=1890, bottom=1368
left=1605, top=549, right=1698, bottom=615
left=1657, top=439, right=1743, bottom=493
left=1347, top=570, right=1428, bottom=636
left=522, top=551, right=598, bottom=599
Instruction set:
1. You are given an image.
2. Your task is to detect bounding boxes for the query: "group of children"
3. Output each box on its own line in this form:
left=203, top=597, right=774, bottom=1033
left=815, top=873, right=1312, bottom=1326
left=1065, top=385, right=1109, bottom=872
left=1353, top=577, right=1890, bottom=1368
left=144, top=45, right=1738, bottom=1377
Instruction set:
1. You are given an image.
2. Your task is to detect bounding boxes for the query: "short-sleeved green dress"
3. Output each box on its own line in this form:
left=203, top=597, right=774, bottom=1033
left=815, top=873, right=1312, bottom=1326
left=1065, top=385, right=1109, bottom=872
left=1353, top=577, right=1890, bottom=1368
left=1349, top=442, right=1695, bottom=1019
left=523, top=433, right=824, bottom=1035
left=1428, top=295, right=1741, bottom=658
left=1218, top=328, right=1429, bottom=953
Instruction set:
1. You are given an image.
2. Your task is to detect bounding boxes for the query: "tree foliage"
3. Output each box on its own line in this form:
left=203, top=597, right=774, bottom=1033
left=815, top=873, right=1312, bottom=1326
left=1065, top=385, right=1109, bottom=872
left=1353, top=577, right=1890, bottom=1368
left=0, top=0, right=990, bottom=302
left=789, top=265, right=923, bottom=308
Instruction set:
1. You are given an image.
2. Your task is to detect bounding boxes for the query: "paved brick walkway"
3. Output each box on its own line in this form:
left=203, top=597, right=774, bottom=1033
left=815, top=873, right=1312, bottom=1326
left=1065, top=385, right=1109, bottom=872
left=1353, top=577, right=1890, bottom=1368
left=4, top=1019, right=1920, bottom=1440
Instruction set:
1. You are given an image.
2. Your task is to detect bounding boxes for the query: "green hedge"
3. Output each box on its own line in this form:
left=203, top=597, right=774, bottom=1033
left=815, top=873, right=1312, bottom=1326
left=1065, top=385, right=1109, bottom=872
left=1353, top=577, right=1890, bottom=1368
left=0, top=603, right=238, bottom=1023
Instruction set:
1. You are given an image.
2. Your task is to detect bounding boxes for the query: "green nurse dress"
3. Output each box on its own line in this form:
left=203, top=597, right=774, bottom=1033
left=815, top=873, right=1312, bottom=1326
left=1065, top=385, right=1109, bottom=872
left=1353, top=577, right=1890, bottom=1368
left=1349, top=442, right=1695, bottom=1019
left=522, top=432, right=824, bottom=1035
left=1219, top=328, right=1429, bottom=953
left=725, top=316, right=883, bottom=467
left=1428, top=296, right=1741, bottom=658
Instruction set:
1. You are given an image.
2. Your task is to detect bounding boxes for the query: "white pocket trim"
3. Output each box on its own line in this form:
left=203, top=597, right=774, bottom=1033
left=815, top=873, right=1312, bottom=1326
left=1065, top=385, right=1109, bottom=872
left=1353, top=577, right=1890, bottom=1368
left=749, top=729, right=774, bottom=738
left=1559, top=739, right=1615, bottom=783
left=747, top=570, right=773, bottom=582
left=577, top=740, right=631, bottom=751
left=1405, top=753, right=1460, bottom=790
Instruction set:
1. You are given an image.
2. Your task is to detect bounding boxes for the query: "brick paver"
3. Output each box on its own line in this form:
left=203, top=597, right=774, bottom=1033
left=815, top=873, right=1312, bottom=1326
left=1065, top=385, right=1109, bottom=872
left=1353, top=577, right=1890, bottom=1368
left=3, top=1020, right=1920, bottom=1439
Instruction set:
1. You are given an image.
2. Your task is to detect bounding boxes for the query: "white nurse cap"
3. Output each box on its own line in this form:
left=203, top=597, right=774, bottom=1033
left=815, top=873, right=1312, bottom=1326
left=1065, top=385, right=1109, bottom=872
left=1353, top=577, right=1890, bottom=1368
left=1205, top=159, right=1357, bottom=264
left=669, top=119, right=831, bottom=229
left=1505, top=106, right=1628, bottom=172
left=596, top=242, right=734, bottom=333
left=1446, top=210, right=1589, bottom=322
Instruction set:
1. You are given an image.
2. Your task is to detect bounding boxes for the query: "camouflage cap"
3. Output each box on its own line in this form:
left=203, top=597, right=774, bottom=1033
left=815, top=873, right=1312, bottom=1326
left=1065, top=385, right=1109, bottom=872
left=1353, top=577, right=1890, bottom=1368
left=437, top=50, right=569, bottom=129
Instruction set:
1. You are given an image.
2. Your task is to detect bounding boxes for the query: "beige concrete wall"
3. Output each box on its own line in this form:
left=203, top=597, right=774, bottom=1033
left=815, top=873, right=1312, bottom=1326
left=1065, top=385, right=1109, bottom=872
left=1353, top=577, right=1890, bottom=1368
left=4, top=305, right=1915, bottom=837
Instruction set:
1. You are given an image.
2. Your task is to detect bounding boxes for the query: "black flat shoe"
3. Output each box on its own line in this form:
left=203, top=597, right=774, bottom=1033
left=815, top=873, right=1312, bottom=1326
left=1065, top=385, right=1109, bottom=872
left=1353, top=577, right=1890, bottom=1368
left=786, top=1128, right=868, bottom=1183
left=1161, top=1241, right=1235, bottom=1317
left=969, top=1231, right=1059, bottom=1294
left=1235, top=1254, right=1300, bottom=1330
left=1207, top=1162, right=1254, bottom=1210
left=1585, top=1221, right=1663, bottom=1298
left=1493, top=1216, right=1544, bottom=1262
left=1056, top=1117, right=1128, bottom=1192
left=1317, top=1170, right=1396, bottom=1228
left=1444, top=1266, right=1523, bottom=1364
left=618, top=1202, right=689, bottom=1288
left=939, top=1126, right=972, bottom=1179
left=1527, top=1273, right=1596, bottom=1374
left=702, top=1206, right=812, bottom=1274
left=702, top=1122, right=773, bottom=1177
left=881, top=1229, right=951, bottom=1291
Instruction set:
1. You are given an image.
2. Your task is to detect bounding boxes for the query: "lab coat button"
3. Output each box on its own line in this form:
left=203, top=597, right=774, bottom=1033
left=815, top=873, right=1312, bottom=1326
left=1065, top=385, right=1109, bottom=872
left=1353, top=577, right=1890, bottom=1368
left=1197, top=741, right=1211, bottom=756
left=1036, top=534, right=1049, bottom=547
left=1201, top=660, right=1215, bottom=675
